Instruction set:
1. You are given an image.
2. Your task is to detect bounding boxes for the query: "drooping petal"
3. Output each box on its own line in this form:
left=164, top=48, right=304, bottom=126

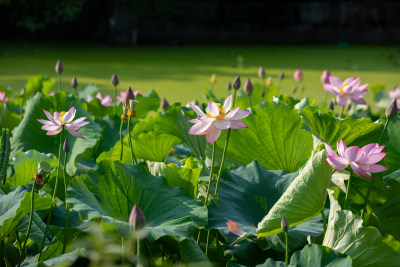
left=46, top=128, right=63, bottom=135
left=227, top=221, right=245, bottom=236
left=43, top=109, right=54, bottom=121
left=368, top=164, right=388, bottom=173
left=351, top=162, right=372, bottom=180
left=206, top=101, right=219, bottom=117
left=336, top=94, right=349, bottom=106
left=214, top=119, right=230, bottom=130
left=323, top=84, right=339, bottom=95
left=70, top=117, right=90, bottom=128
left=230, top=120, right=248, bottom=129
left=324, top=142, right=339, bottom=157
left=344, top=146, right=365, bottom=162
left=326, top=156, right=349, bottom=169
left=37, top=119, right=55, bottom=126
left=66, top=128, right=85, bottom=139
left=42, top=125, right=62, bottom=131
left=350, top=97, right=367, bottom=105
left=189, top=103, right=206, bottom=117
left=337, top=140, right=347, bottom=157
left=205, top=125, right=221, bottom=144
left=223, top=94, right=232, bottom=111
left=188, top=120, right=213, bottom=135
left=65, top=124, right=80, bottom=131
left=329, top=76, right=343, bottom=89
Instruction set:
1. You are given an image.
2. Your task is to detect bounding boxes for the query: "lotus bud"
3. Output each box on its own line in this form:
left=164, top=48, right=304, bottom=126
left=266, top=77, right=272, bottom=87
left=258, top=66, right=266, bottom=78
left=328, top=101, right=334, bottom=110
left=227, top=82, right=232, bottom=91
left=33, top=173, right=45, bottom=185
left=38, top=161, right=52, bottom=177
left=123, top=87, right=135, bottom=110
left=70, top=76, right=78, bottom=89
left=111, top=73, right=119, bottom=86
left=210, top=74, right=217, bottom=84
left=386, top=99, right=398, bottom=119
left=161, top=98, right=170, bottom=110
left=232, top=75, right=241, bottom=90
left=227, top=220, right=245, bottom=236
left=244, top=78, right=253, bottom=96
left=292, top=86, right=298, bottom=94
left=279, top=72, right=285, bottom=80
left=293, top=69, right=303, bottom=82
left=63, top=138, right=71, bottom=153
left=281, top=216, right=289, bottom=233
left=320, top=70, right=330, bottom=84
left=261, top=90, right=265, bottom=98
left=129, top=203, right=146, bottom=230
left=55, top=59, right=63, bottom=74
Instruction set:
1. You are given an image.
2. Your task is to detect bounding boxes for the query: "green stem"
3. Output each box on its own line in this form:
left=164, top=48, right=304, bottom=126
left=324, top=91, right=329, bottom=104
left=22, top=182, right=36, bottom=260
left=15, top=229, right=22, bottom=267
left=137, top=238, right=141, bottom=267
left=196, top=229, right=201, bottom=244
left=119, top=118, right=124, bottom=161
left=121, top=237, right=125, bottom=266
left=204, top=143, right=216, bottom=206
left=58, top=74, right=61, bottom=92
left=378, top=119, right=390, bottom=145
left=114, top=85, right=117, bottom=116
left=62, top=151, right=69, bottom=254
left=361, top=179, right=375, bottom=220
left=285, top=231, right=289, bottom=264
left=339, top=105, right=345, bottom=118
left=248, top=96, right=252, bottom=107
left=127, top=117, right=138, bottom=165
left=214, top=89, right=238, bottom=197
left=344, top=169, right=353, bottom=210
left=38, top=131, right=63, bottom=261
left=205, top=230, right=210, bottom=256
left=321, top=209, right=327, bottom=236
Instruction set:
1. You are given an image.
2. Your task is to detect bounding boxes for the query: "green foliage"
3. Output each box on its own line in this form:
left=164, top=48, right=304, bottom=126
left=235, top=83, right=279, bottom=109
left=0, top=128, right=11, bottom=183
left=24, top=75, right=56, bottom=97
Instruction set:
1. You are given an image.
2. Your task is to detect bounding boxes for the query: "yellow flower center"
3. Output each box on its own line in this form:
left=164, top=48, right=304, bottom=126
left=207, top=103, right=227, bottom=119
left=339, top=82, right=349, bottom=94
left=58, top=111, right=66, bottom=122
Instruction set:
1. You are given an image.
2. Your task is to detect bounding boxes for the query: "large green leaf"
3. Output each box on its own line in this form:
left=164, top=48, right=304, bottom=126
left=9, top=150, right=57, bottom=187
left=0, top=186, right=54, bottom=240
left=300, top=106, right=385, bottom=148
left=67, top=159, right=207, bottom=240
left=0, top=103, right=21, bottom=130
left=257, top=244, right=352, bottom=267
left=24, top=75, right=56, bottom=97
left=23, top=248, right=86, bottom=267
left=257, top=150, right=331, bottom=237
left=381, top=115, right=400, bottom=172
left=323, top=189, right=400, bottom=266
left=10, top=92, right=102, bottom=175
left=178, top=238, right=212, bottom=266
left=155, top=104, right=207, bottom=161
left=41, top=227, right=84, bottom=261
left=159, top=157, right=203, bottom=198
left=134, top=89, right=161, bottom=119
left=16, top=212, right=51, bottom=249
left=215, top=101, right=313, bottom=173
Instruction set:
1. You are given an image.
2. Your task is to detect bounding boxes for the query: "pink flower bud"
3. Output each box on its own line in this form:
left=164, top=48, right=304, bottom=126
left=161, top=98, right=170, bottom=110
left=281, top=216, right=288, bottom=232
left=244, top=78, right=253, bottom=96
left=293, top=69, right=303, bottom=82
left=320, top=70, right=331, bottom=84
left=111, top=74, right=119, bottom=86
left=258, top=66, right=266, bottom=78
left=232, top=75, right=241, bottom=90
left=70, top=76, right=78, bottom=89
left=129, top=203, right=146, bottom=230
left=55, top=59, right=63, bottom=74
left=124, top=87, right=135, bottom=110
left=386, top=99, right=398, bottom=119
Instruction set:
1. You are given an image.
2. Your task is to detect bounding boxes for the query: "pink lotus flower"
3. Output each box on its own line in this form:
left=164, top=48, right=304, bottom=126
left=388, top=87, right=400, bottom=108
left=96, top=92, right=112, bottom=106
left=323, top=76, right=368, bottom=106
left=293, top=69, right=303, bottom=82
left=49, top=92, right=55, bottom=97
left=324, top=140, right=388, bottom=180
left=38, top=107, right=89, bottom=139
left=0, top=92, right=8, bottom=103
left=320, top=70, right=331, bottom=84
left=116, top=90, right=142, bottom=104
left=188, top=95, right=250, bottom=144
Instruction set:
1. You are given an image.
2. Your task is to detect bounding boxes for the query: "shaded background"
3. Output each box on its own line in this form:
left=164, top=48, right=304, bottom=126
left=1, top=0, right=400, bottom=45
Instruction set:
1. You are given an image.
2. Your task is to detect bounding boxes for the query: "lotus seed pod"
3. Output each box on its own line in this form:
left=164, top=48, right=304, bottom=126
left=63, top=138, right=71, bottom=153
left=281, top=216, right=289, bottom=232
left=55, top=59, right=63, bottom=74
left=258, top=66, right=266, bottom=78
left=70, top=76, right=78, bottom=89
left=111, top=73, right=119, bottom=86
left=244, top=78, right=253, bottom=96
left=38, top=161, right=52, bottom=177
left=293, top=69, right=303, bottom=82
left=123, top=87, right=135, bottom=110
left=279, top=72, right=285, bottom=80
left=386, top=99, right=398, bottom=119
left=328, top=101, right=334, bottom=110
left=161, top=98, right=170, bottom=110
left=129, top=203, right=146, bottom=230
left=320, top=70, right=331, bottom=84
left=227, top=82, right=232, bottom=91
left=33, top=173, right=45, bottom=185
left=232, top=75, right=241, bottom=90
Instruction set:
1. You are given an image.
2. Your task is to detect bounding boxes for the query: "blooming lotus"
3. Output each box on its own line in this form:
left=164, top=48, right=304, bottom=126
left=96, top=92, right=112, bottom=106
left=38, top=107, right=89, bottom=139
left=188, top=95, right=250, bottom=144
left=0, top=92, right=8, bottom=103
left=323, top=76, right=368, bottom=106
left=324, top=140, right=388, bottom=180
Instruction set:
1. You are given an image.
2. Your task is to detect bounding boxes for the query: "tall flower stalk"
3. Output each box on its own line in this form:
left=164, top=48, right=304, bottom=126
left=281, top=217, right=289, bottom=264
left=55, top=60, right=63, bottom=92
left=205, top=143, right=216, bottom=205
left=111, top=74, right=119, bottom=116
left=123, top=87, right=139, bottom=165
left=62, top=139, right=70, bottom=254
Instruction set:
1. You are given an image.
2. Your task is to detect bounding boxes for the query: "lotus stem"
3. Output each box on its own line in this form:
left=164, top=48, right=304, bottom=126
left=58, top=73, right=61, bottom=92
left=205, top=230, right=210, bottom=256
left=38, top=131, right=63, bottom=261
left=214, top=89, right=238, bottom=198
left=22, top=181, right=35, bottom=261
left=137, top=238, right=141, bottom=267
left=378, top=119, right=389, bottom=145
left=15, top=229, right=22, bottom=267
left=344, top=169, right=353, bottom=210
left=361, top=179, right=374, bottom=220
left=121, top=237, right=125, bottom=265
left=114, top=85, right=117, bottom=116
left=127, top=117, right=138, bottom=165
left=321, top=209, right=327, bottom=235
left=119, top=118, right=124, bottom=161
left=339, top=105, right=345, bottom=118
left=285, top=231, right=289, bottom=264
left=62, top=150, right=69, bottom=254
left=248, top=96, right=252, bottom=107
left=196, top=229, right=201, bottom=244
left=205, top=143, right=216, bottom=206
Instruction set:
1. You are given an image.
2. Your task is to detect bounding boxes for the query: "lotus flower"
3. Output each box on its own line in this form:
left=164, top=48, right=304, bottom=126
left=38, top=107, right=89, bottom=139
left=323, top=76, right=368, bottom=106
left=96, top=92, right=112, bottom=106
left=0, top=92, right=8, bottom=103
left=324, top=140, right=388, bottom=180
left=188, top=95, right=250, bottom=144
left=388, top=87, right=400, bottom=108
left=293, top=69, right=303, bottom=82
left=227, top=221, right=245, bottom=237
